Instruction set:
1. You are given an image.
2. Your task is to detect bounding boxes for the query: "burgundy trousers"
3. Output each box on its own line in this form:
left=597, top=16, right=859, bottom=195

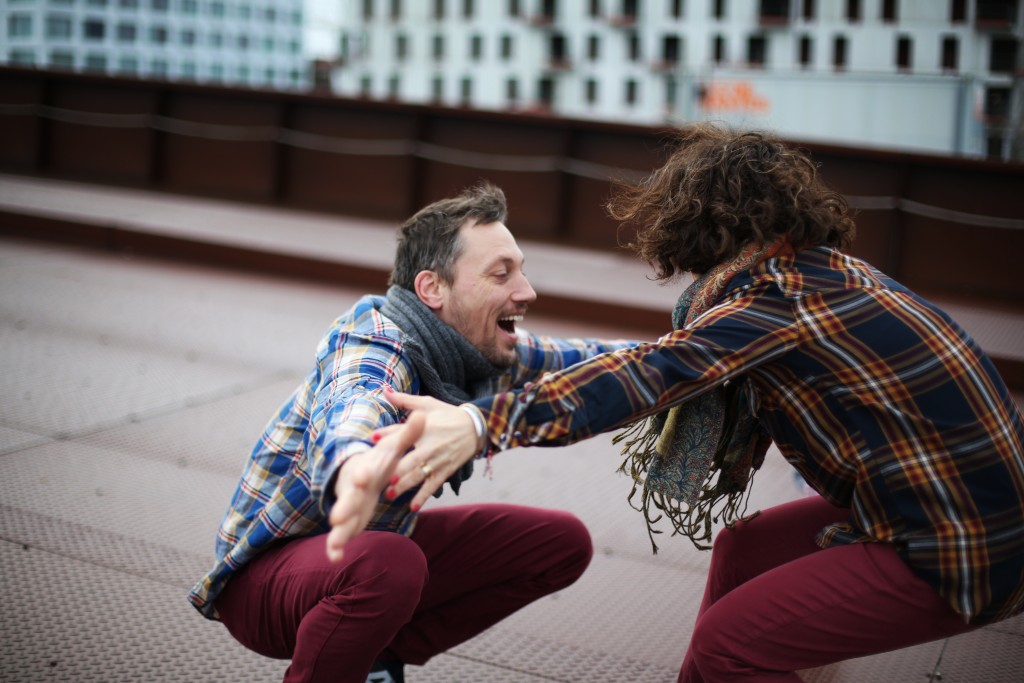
left=215, top=504, right=592, bottom=683
left=678, top=495, right=977, bottom=682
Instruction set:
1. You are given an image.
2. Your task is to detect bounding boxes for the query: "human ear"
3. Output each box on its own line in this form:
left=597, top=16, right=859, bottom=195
left=413, top=271, right=445, bottom=311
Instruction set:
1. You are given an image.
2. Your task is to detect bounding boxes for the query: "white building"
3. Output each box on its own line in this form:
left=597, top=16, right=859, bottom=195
left=330, top=0, right=1023, bottom=159
left=0, top=0, right=309, bottom=90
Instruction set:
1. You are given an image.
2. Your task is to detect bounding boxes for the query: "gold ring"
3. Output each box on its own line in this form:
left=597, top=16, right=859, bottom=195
left=421, top=462, right=434, bottom=478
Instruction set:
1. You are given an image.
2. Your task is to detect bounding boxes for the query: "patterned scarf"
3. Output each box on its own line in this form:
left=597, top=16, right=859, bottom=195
left=614, top=240, right=785, bottom=551
left=380, top=285, right=504, bottom=496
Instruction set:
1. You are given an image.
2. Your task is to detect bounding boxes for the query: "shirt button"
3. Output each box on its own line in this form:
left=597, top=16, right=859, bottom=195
left=514, top=431, right=523, bottom=440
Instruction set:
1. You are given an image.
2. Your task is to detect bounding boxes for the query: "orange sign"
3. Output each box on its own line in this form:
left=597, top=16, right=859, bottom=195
left=700, top=81, right=770, bottom=113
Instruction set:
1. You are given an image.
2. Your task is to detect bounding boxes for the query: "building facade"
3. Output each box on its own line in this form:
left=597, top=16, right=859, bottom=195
left=0, top=0, right=309, bottom=90
left=330, top=0, right=1023, bottom=160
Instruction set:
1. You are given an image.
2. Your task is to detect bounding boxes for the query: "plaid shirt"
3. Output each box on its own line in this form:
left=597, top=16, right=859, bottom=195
left=476, top=247, right=1024, bottom=625
left=189, top=294, right=633, bottom=619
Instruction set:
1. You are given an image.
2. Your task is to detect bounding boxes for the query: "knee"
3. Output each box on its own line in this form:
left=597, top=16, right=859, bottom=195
left=543, top=510, right=594, bottom=586
left=687, top=610, right=741, bottom=679
left=334, top=532, right=429, bottom=610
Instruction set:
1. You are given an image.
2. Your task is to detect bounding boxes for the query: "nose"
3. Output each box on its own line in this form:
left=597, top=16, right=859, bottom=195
left=513, top=272, right=537, bottom=304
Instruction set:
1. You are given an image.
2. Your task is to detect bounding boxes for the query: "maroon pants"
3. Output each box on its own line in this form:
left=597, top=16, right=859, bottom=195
left=679, top=495, right=977, bottom=682
left=215, top=504, right=592, bottom=683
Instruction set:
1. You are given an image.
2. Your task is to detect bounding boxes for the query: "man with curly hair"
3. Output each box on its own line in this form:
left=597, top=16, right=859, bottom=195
left=338, top=123, right=1024, bottom=681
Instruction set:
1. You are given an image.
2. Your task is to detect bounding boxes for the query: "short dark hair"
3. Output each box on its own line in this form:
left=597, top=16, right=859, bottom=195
left=389, top=182, right=509, bottom=289
left=609, top=122, right=856, bottom=279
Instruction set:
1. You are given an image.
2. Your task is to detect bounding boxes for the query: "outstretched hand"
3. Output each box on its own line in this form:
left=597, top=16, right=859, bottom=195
left=383, top=391, right=483, bottom=511
left=326, top=411, right=425, bottom=563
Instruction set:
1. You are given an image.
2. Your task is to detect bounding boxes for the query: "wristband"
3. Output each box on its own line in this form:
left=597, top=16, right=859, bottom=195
left=458, top=403, right=488, bottom=457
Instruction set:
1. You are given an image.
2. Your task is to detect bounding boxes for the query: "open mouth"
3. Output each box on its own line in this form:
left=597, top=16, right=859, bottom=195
left=497, top=314, right=523, bottom=335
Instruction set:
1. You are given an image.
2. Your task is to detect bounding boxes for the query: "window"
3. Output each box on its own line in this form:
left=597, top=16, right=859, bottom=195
left=585, top=77, right=598, bottom=104
left=182, top=0, right=197, bottom=14
left=624, top=79, right=638, bottom=105
left=713, top=34, right=726, bottom=63
left=500, top=34, right=513, bottom=59
left=990, top=37, right=1018, bottom=74
left=460, top=77, right=472, bottom=104
left=538, top=77, right=554, bottom=107
left=984, top=86, right=1010, bottom=119
left=845, top=0, right=860, bottom=22
left=470, top=34, right=482, bottom=60
left=895, top=35, right=911, bottom=71
left=7, top=14, right=33, bottom=37
left=209, top=32, right=223, bottom=48
left=588, top=34, right=600, bottom=60
left=181, top=29, right=196, bottom=46
left=662, top=36, right=680, bottom=64
left=390, top=0, right=402, bottom=20
left=388, top=74, right=400, bottom=98
left=83, top=19, right=106, bottom=40
left=118, top=55, right=138, bottom=73
left=802, top=0, right=815, bottom=20
left=432, top=34, right=444, bottom=60
left=881, top=0, right=897, bottom=22
left=363, top=0, right=373, bottom=20
left=941, top=36, right=958, bottom=71
left=713, top=0, right=726, bottom=19
left=116, top=23, right=136, bottom=42
left=506, top=77, right=518, bottom=103
left=50, top=50, right=75, bottom=68
left=950, top=0, right=965, bottom=22
left=84, top=54, right=107, bottom=71
left=9, top=49, right=35, bottom=65
left=46, top=15, right=73, bottom=39
left=434, top=0, right=445, bottom=20
left=210, top=2, right=225, bottom=18
left=747, top=35, right=766, bottom=66
left=833, top=35, right=847, bottom=70
left=671, top=0, right=684, bottom=19
left=589, top=0, right=601, bottom=18
left=463, top=0, right=474, bottom=19
left=150, top=59, right=167, bottom=76
left=798, top=35, right=812, bottom=67
left=628, top=32, right=641, bottom=61
left=181, top=61, right=196, bottom=78
left=432, top=76, right=444, bottom=101
left=236, top=34, right=249, bottom=50
left=360, top=75, right=372, bottom=96
left=119, top=0, right=139, bottom=7
left=236, top=65, right=249, bottom=82
left=395, top=33, right=408, bottom=60
left=509, top=0, right=520, bottom=18
left=151, top=0, right=168, bottom=10
left=150, top=26, right=168, bottom=44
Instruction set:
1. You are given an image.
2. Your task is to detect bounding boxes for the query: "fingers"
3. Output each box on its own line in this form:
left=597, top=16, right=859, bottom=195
left=386, top=390, right=446, bottom=412
left=325, top=414, right=427, bottom=563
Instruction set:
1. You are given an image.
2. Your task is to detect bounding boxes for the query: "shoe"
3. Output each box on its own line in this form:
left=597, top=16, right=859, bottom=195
left=366, top=659, right=405, bottom=683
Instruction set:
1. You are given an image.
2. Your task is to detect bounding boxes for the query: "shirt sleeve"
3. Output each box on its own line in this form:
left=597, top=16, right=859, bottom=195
left=305, top=326, right=415, bottom=515
left=477, top=293, right=800, bottom=452
left=509, top=331, right=641, bottom=386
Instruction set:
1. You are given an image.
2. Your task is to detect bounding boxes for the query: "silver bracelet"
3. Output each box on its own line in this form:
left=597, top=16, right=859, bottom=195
left=458, top=403, right=488, bottom=458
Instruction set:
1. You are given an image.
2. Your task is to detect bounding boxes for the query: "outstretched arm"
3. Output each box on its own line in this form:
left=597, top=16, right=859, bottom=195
left=326, top=412, right=425, bottom=563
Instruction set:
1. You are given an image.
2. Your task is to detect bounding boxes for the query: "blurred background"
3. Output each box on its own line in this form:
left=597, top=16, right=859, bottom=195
left=1, top=1, right=1023, bottom=682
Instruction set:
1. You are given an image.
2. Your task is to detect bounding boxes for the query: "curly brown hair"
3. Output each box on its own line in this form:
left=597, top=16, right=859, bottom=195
left=609, top=123, right=856, bottom=280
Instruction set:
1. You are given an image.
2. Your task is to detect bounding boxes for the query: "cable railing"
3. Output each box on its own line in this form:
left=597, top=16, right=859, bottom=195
left=2, top=102, right=1022, bottom=230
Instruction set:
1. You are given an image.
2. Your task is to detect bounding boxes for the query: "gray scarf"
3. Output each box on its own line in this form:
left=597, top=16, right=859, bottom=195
left=380, top=285, right=504, bottom=495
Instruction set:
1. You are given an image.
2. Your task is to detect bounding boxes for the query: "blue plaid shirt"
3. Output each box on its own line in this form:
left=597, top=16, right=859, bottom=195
left=189, top=294, right=633, bottom=619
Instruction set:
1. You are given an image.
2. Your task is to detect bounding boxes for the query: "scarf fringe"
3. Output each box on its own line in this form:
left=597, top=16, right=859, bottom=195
left=614, top=415, right=761, bottom=553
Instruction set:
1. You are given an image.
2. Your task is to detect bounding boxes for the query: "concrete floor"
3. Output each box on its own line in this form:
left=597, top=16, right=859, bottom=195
left=1, top=176, right=1022, bottom=682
